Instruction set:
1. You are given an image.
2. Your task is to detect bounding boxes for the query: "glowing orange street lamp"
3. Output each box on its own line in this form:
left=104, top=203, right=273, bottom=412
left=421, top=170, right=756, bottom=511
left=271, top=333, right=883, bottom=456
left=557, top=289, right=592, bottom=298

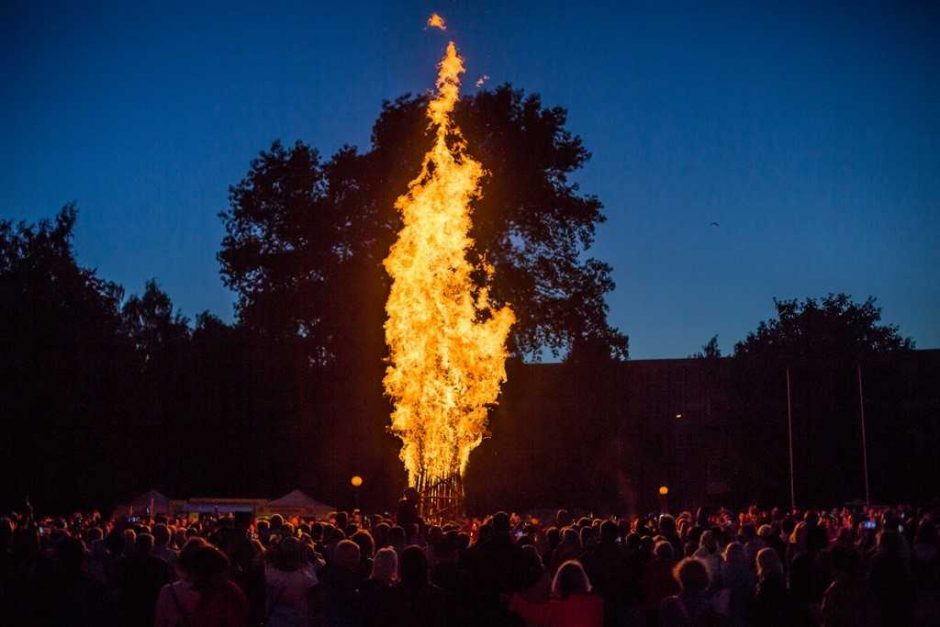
left=658, top=485, right=669, bottom=496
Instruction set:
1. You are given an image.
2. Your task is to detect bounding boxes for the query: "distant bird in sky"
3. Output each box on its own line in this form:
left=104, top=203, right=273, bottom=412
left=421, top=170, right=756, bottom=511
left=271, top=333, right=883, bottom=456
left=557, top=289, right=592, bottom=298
left=710, top=221, right=720, bottom=227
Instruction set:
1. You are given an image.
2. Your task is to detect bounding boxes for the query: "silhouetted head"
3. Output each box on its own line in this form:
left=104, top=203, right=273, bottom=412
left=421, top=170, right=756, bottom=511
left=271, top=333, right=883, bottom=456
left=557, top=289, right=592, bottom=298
left=789, top=521, right=808, bottom=548
left=741, top=524, right=756, bottom=541
left=561, top=526, right=582, bottom=549
left=492, top=512, right=511, bottom=535
left=699, top=530, right=717, bottom=553
left=757, top=524, right=774, bottom=542
left=555, top=509, right=572, bottom=528
left=435, top=536, right=459, bottom=564
left=654, top=540, right=675, bottom=561
left=580, top=525, right=596, bottom=546
left=659, top=514, right=676, bottom=535
left=399, top=545, right=429, bottom=587
left=625, top=532, right=641, bottom=551
left=271, top=536, right=304, bottom=572
left=673, top=558, right=708, bottom=594
left=370, top=547, right=398, bottom=585
left=552, top=560, right=592, bottom=598
left=388, top=525, right=406, bottom=546
left=545, top=526, right=561, bottom=550
left=178, top=541, right=229, bottom=591
left=323, top=524, right=345, bottom=543
left=723, top=541, right=747, bottom=566
left=122, top=528, right=137, bottom=553
left=85, top=526, right=103, bottom=543
left=152, top=523, right=170, bottom=548
left=351, top=529, right=374, bottom=559
left=135, top=533, right=154, bottom=556
left=427, top=525, right=444, bottom=546
left=371, top=522, right=389, bottom=547
left=334, top=539, right=361, bottom=572
left=876, top=529, right=906, bottom=558
left=807, top=525, right=828, bottom=552
left=756, top=547, right=783, bottom=581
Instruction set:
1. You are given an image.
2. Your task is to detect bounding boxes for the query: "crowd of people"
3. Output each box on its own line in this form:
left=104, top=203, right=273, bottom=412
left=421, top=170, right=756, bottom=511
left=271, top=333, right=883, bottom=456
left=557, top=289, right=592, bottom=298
left=1, top=495, right=938, bottom=626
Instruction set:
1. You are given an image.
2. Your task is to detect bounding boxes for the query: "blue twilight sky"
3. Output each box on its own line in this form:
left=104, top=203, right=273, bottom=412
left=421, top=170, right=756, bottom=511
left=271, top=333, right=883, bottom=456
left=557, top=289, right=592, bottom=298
left=2, top=1, right=938, bottom=358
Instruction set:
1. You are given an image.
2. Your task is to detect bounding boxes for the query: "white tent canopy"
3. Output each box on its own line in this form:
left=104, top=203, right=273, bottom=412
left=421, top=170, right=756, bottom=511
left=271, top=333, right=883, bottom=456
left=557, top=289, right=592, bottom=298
left=128, top=489, right=171, bottom=515
left=265, top=489, right=334, bottom=519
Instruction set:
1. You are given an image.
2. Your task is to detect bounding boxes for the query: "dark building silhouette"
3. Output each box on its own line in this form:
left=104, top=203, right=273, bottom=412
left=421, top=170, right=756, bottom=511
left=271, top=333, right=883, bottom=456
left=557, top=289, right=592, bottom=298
left=467, top=349, right=940, bottom=514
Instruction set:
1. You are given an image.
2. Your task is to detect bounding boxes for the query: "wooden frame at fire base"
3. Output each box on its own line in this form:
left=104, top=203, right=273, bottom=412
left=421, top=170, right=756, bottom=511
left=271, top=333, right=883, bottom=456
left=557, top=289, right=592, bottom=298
left=417, top=474, right=465, bottom=523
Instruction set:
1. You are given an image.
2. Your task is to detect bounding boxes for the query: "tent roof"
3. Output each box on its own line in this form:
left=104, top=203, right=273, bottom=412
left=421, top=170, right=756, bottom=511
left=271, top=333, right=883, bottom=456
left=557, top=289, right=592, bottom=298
left=129, top=489, right=170, bottom=506
left=267, top=489, right=333, bottom=511
left=126, top=489, right=171, bottom=513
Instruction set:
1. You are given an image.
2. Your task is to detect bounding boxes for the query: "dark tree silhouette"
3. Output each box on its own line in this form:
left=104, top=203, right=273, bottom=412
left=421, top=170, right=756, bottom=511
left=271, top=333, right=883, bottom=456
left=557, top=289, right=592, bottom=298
left=219, top=85, right=627, bottom=363
left=121, top=279, right=190, bottom=361
left=734, top=293, right=913, bottom=359
left=0, top=206, right=136, bottom=509
left=728, top=294, right=914, bottom=506
left=2, top=209, right=936, bottom=511
left=691, top=335, right=721, bottom=359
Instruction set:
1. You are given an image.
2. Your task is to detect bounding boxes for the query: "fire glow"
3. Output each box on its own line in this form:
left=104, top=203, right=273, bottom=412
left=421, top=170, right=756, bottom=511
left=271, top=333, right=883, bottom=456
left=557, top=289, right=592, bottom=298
left=383, top=35, right=515, bottom=490
left=427, top=13, right=446, bottom=30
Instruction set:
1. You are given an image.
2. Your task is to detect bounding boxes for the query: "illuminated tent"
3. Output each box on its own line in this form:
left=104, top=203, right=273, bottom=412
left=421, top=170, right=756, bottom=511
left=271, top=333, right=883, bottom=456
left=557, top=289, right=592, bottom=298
left=128, top=489, right=170, bottom=515
left=264, top=490, right=334, bottom=519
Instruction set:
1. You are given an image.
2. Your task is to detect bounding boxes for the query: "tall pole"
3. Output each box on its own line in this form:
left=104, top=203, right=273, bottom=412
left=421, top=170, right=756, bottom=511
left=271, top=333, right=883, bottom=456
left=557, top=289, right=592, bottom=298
left=786, top=367, right=796, bottom=511
left=857, top=363, right=871, bottom=506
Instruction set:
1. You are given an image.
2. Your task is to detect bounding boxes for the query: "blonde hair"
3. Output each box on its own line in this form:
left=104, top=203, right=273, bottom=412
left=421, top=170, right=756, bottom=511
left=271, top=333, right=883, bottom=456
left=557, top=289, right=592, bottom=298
left=370, top=547, right=398, bottom=584
left=756, top=547, right=783, bottom=580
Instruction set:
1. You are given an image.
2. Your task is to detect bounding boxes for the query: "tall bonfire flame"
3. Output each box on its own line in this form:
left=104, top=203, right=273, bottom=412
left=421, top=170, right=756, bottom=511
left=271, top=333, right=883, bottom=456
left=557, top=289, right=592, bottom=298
left=383, top=40, right=515, bottom=492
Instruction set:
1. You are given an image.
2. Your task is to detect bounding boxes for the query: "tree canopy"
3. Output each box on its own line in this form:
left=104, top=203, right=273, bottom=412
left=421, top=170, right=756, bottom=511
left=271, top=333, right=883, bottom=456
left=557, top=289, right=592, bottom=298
left=734, top=293, right=913, bottom=360
left=692, top=335, right=722, bottom=359
left=3, top=206, right=935, bottom=512
left=218, top=85, right=628, bottom=363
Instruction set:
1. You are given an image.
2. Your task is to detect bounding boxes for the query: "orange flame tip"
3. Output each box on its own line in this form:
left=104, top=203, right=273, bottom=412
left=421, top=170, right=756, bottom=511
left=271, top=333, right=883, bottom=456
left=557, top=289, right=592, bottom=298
left=427, top=13, right=446, bottom=31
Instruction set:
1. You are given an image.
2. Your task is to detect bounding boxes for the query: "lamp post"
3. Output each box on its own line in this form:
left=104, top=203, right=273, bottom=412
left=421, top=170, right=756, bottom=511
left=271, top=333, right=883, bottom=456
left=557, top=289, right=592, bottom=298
left=350, top=475, right=363, bottom=510
left=658, top=485, right=669, bottom=513
left=786, top=368, right=796, bottom=511
left=857, top=363, right=871, bottom=506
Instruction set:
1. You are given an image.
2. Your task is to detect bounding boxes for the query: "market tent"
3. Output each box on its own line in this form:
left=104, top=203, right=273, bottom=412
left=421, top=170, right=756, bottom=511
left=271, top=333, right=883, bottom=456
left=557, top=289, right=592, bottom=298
left=265, top=489, right=334, bottom=519
left=128, top=489, right=171, bottom=515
